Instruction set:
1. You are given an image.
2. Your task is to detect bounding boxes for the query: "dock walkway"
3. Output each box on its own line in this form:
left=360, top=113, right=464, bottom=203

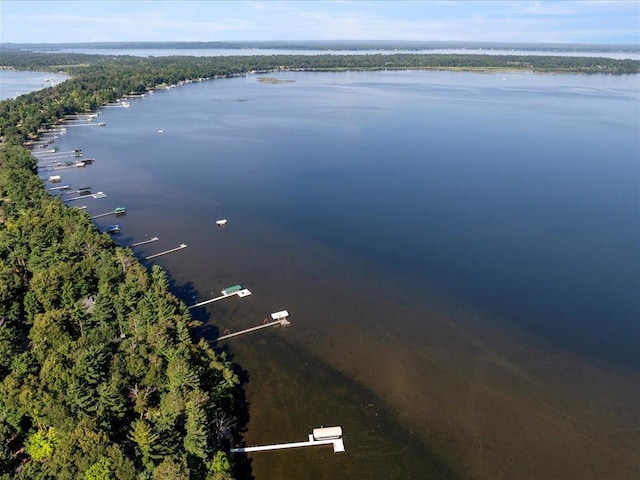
left=216, top=317, right=289, bottom=342
left=230, top=427, right=345, bottom=454
left=188, top=288, right=251, bottom=310
left=144, top=244, right=187, bottom=260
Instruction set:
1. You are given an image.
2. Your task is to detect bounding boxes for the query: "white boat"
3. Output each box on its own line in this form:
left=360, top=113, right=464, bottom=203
left=158, top=129, right=164, bottom=134
left=216, top=219, right=228, bottom=227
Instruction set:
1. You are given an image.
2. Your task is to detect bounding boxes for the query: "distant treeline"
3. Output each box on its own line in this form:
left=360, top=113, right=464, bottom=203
left=0, top=50, right=638, bottom=145
left=3, top=40, right=639, bottom=52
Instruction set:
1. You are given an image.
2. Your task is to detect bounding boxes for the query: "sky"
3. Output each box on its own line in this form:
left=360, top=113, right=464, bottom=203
left=1, top=1, right=638, bottom=45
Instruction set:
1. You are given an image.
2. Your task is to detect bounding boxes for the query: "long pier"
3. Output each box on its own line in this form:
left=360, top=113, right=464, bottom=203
left=230, top=427, right=345, bottom=454
left=216, top=318, right=290, bottom=341
left=34, top=150, right=81, bottom=158
left=188, top=288, right=252, bottom=310
left=39, top=160, right=95, bottom=172
left=91, top=209, right=125, bottom=219
left=230, top=437, right=344, bottom=454
left=65, top=192, right=106, bottom=202
left=216, top=311, right=291, bottom=342
left=37, top=154, right=83, bottom=163
left=131, top=237, right=159, bottom=247
left=62, top=114, right=98, bottom=119
left=144, top=244, right=187, bottom=260
left=61, top=122, right=106, bottom=127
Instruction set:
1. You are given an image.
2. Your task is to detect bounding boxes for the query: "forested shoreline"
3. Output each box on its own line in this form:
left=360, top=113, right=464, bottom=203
left=0, top=49, right=638, bottom=479
left=1, top=51, right=637, bottom=145
left=0, top=52, right=245, bottom=479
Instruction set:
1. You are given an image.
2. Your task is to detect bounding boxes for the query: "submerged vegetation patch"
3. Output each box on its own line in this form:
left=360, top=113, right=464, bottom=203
left=256, top=77, right=295, bottom=84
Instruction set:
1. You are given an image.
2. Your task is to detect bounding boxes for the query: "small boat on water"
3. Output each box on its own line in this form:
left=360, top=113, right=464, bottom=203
left=48, top=175, right=61, bottom=183
left=114, top=207, right=127, bottom=216
left=107, top=224, right=120, bottom=234
left=97, top=122, right=106, bottom=127
left=78, top=187, right=91, bottom=196
left=216, top=219, right=228, bottom=227
left=158, top=129, right=164, bottom=134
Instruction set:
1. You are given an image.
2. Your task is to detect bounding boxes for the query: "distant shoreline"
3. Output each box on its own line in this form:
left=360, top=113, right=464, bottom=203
left=3, top=40, right=639, bottom=53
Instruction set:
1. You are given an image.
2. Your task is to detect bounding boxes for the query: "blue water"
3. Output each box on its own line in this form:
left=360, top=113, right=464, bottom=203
left=37, top=70, right=640, bottom=478
left=0, top=69, right=68, bottom=100
left=48, top=70, right=639, bottom=366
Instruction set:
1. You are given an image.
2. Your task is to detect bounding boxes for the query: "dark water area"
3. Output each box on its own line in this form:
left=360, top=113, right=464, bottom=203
left=41, top=70, right=640, bottom=479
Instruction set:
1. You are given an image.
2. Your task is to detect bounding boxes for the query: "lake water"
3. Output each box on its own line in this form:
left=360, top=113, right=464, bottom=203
left=0, top=69, right=68, bottom=100
left=36, top=70, right=639, bottom=479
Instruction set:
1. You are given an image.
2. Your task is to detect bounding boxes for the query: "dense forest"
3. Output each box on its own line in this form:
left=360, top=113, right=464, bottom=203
left=0, top=48, right=638, bottom=479
left=0, top=53, right=247, bottom=479
left=0, top=143, right=239, bottom=479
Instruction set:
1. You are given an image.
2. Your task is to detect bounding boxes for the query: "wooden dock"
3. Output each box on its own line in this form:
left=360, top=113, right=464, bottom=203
left=187, top=288, right=252, bottom=310
left=60, top=122, right=106, bottom=127
left=131, top=237, right=159, bottom=247
left=39, top=160, right=95, bottom=172
left=34, top=150, right=82, bottom=158
left=230, top=437, right=344, bottom=454
left=36, top=154, right=83, bottom=163
left=215, top=311, right=291, bottom=342
left=65, top=192, right=106, bottom=202
left=90, top=209, right=126, bottom=219
left=144, top=244, right=187, bottom=260
left=230, top=427, right=345, bottom=454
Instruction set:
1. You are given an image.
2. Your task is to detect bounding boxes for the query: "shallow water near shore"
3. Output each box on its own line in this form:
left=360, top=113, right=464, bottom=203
left=42, top=70, right=639, bottom=479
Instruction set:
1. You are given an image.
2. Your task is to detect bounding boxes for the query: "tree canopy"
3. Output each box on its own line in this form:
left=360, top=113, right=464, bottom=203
left=0, top=136, right=237, bottom=478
